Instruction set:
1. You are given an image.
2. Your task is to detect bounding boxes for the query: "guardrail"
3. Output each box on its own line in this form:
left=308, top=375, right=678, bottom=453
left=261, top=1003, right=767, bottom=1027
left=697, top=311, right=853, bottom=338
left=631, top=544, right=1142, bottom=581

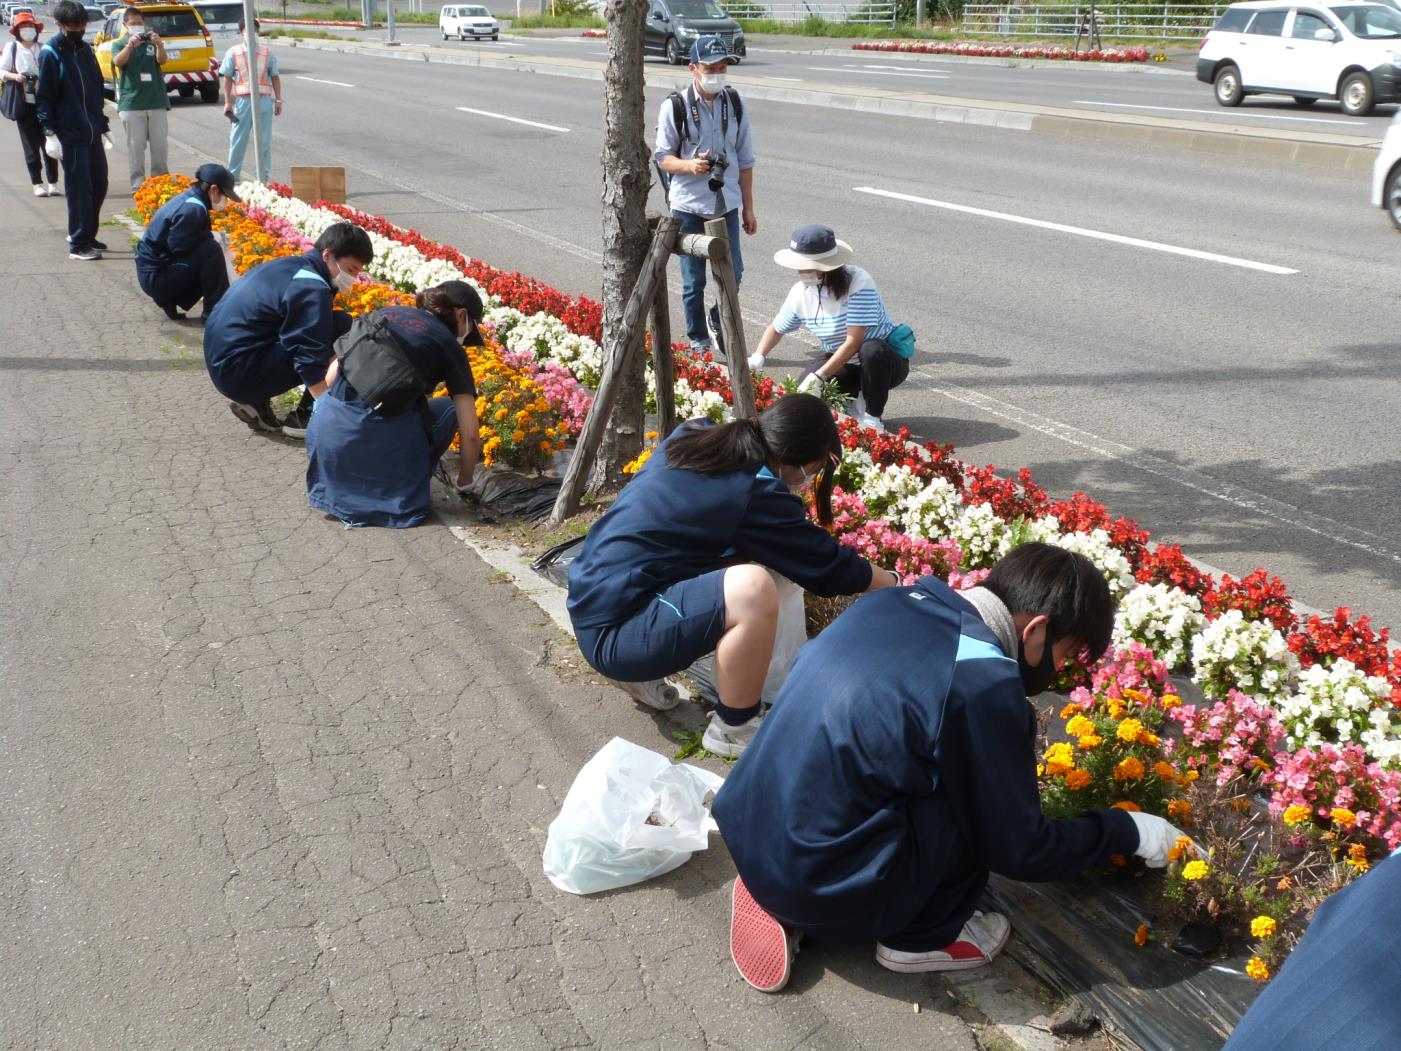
left=961, top=2, right=1225, bottom=42
left=726, top=2, right=899, bottom=26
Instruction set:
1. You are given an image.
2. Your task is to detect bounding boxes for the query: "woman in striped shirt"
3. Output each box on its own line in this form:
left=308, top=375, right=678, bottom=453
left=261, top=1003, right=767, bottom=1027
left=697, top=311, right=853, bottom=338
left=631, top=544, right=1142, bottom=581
left=748, top=224, right=908, bottom=433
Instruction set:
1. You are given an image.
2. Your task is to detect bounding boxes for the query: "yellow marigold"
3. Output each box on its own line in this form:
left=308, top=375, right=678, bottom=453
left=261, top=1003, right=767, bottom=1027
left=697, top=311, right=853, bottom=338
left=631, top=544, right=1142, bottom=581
left=1113, top=757, right=1145, bottom=782
left=1065, top=715, right=1096, bottom=738
left=1167, top=799, right=1193, bottom=819
left=1182, top=859, right=1209, bottom=881
left=1250, top=916, right=1278, bottom=939
left=1106, top=698, right=1128, bottom=720
left=1137, top=731, right=1162, bottom=748
left=1153, top=761, right=1177, bottom=780
left=1282, top=805, right=1312, bottom=827
left=1347, top=843, right=1370, bottom=873
left=1134, top=923, right=1149, bottom=947
left=1112, top=800, right=1141, bottom=812
left=1122, top=688, right=1148, bottom=706
left=1060, top=702, right=1081, bottom=720
left=1184, top=769, right=1200, bottom=783
left=1161, top=694, right=1182, bottom=710
left=1064, top=769, right=1093, bottom=791
left=1117, top=718, right=1146, bottom=744
left=1331, top=808, right=1358, bottom=830
left=1044, top=742, right=1076, bottom=777
left=1078, top=734, right=1103, bottom=751
left=1245, top=957, right=1270, bottom=982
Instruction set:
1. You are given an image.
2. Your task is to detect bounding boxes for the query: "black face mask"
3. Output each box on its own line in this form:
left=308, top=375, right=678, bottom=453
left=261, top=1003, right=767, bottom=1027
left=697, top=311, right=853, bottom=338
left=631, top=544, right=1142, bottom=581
left=1018, top=618, right=1058, bottom=697
left=65, top=29, right=85, bottom=44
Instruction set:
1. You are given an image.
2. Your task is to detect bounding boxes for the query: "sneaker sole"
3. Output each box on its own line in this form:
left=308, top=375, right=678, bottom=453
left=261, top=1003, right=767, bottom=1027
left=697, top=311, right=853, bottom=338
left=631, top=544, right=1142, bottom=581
left=701, top=722, right=749, bottom=759
left=730, top=877, right=792, bottom=993
left=281, top=425, right=308, bottom=440
left=610, top=678, right=681, bottom=711
left=228, top=402, right=280, bottom=434
left=874, top=923, right=1011, bottom=974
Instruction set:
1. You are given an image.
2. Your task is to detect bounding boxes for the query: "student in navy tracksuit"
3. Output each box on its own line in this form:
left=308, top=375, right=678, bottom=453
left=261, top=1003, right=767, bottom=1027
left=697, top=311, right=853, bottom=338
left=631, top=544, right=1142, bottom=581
left=135, top=164, right=238, bottom=322
left=305, top=281, right=485, bottom=528
left=35, top=0, right=109, bottom=261
left=203, top=221, right=372, bottom=440
left=713, top=543, right=1196, bottom=992
left=567, top=394, right=897, bottom=758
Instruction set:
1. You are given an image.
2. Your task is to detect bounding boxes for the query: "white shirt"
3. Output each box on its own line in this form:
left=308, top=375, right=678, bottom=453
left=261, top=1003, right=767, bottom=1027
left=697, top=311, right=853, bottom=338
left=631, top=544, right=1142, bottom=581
left=653, top=85, right=755, bottom=219
left=1, top=38, right=41, bottom=78
left=772, top=266, right=895, bottom=355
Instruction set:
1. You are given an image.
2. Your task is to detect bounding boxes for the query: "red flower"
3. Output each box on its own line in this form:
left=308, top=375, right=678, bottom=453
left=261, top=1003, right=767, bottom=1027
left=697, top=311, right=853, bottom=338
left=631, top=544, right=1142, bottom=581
left=1287, top=607, right=1392, bottom=677
left=1137, top=543, right=1212, bottom=597
left=1203, top=569, right=1296, bottom=632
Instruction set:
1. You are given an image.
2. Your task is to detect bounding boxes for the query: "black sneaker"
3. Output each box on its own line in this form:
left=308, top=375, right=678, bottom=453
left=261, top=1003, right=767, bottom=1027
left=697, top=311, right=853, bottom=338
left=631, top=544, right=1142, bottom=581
left=90, top=238, right=108, bottom=251
left=281, top=396, right=315, bottom=439
left=158, top=300, right=185, bottom=321
left=229, top=400, right=281, bottom=434
left=68, top=246, right=101, bottom=261
left=707, top=303, right=726, bottom=358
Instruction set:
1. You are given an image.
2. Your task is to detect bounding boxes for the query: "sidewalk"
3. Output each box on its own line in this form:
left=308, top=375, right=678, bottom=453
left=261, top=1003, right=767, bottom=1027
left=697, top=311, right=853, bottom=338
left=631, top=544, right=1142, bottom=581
left=0, top=137, right=1100, bottom=1047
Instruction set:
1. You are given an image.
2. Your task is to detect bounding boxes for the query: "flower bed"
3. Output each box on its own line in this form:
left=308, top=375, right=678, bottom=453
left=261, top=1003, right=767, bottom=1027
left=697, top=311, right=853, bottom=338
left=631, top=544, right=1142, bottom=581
left=852, top=40, right=1154, bottom=62
left=136, top=172, right=1401, bottom=983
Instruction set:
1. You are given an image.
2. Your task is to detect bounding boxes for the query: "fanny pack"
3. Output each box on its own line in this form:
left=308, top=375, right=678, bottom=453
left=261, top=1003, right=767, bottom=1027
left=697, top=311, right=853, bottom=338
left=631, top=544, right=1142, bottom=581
left=886, top=323, right=916, bottom=360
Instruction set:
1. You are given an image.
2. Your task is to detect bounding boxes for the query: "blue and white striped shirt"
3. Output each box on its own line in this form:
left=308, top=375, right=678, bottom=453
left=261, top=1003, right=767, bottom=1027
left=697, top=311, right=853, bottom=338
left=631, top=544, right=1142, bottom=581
left=772, top=266, right=895, bottom=355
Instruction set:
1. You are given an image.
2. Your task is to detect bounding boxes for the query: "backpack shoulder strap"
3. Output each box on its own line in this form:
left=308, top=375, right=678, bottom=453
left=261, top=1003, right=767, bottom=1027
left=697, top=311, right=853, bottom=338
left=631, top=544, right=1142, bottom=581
left=726, top=86, right=743, bottom=125
left=668, top=89, right=688, bottom=146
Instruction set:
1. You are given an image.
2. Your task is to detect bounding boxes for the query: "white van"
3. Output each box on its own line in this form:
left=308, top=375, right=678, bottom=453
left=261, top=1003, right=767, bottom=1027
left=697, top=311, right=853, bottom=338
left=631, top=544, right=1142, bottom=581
left=190, top=0, right=242, bottom=41
left=440, top=4, right=499, bottom=41
left=1197, top=1, right=1401, bottom=115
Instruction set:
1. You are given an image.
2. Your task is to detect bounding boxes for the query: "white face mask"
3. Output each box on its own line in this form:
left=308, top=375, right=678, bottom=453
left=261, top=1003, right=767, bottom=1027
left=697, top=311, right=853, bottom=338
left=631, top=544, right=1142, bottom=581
left=798, top=272, right=822, bottom=289
left=332, top=268, right=356, bottom=293
left=211, top=196, right=228, bottom=211
left=698, top=72, right=726, bottom=93
left=19, top=27, right=36, bottom=42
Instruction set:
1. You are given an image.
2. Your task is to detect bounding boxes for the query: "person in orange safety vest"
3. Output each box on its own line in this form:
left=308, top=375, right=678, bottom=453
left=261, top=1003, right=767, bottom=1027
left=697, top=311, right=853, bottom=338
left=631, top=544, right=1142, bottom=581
left=219, top=18, right=282, bottom=181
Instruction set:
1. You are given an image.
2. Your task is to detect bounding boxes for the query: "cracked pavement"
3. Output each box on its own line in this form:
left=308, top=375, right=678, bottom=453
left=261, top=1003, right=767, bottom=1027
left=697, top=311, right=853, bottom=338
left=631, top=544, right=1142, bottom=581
left=0, top=150, right=1023, bottom=1051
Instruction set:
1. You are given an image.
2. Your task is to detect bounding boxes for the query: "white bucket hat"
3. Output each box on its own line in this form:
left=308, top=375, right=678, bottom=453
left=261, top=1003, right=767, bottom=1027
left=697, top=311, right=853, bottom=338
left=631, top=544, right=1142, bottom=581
left=772, top=224, right=855, bottom=272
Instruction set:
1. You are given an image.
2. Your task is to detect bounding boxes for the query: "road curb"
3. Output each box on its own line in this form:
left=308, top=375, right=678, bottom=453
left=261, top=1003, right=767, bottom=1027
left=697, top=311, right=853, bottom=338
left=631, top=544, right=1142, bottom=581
left=280, top=36, right=1380, bottom=169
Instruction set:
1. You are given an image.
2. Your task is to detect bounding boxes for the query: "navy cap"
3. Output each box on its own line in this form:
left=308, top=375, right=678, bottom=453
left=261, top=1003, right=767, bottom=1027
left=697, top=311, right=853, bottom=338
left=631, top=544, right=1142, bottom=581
left=194, top=162, right=241, bottom=203
left=689, top=34, right=736, bottom=65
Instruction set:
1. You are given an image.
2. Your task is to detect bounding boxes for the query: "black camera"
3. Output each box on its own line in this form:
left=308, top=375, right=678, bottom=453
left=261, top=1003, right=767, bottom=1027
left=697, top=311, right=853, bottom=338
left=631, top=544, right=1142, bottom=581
left=707, top=153, right=729, bottom=192
left=131, top=31, right=149, bottom=43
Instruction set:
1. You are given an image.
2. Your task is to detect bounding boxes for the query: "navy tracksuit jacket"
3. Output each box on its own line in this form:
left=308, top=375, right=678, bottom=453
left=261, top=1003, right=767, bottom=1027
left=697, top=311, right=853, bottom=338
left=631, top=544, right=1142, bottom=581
left=712, top=575, right=1140, bottom=942
left=135, top=186, right=228, bottom=313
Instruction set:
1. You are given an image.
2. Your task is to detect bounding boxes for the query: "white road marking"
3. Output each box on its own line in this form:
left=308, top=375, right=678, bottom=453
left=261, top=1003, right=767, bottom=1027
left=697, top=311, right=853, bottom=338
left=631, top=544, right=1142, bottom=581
left=1071, top=99, right=1368, bottom=126
left=765, top=76, right=804, bottom=82
left=454, top=105, right=570, bottom=132
left=853, top=186, right=1299, bottom=275
left=863, top=63, right=953, bottom=73
left=295, top=75, right=355, bottom=87
left=808, top=65, right=949, bottom=79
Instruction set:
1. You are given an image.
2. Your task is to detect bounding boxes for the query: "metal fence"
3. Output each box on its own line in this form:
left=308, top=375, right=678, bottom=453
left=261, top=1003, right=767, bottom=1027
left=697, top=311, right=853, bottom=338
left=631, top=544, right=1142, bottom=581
left=961, top=3, right=1226, bottom=41
left=725, top=2, right=899, bottom=25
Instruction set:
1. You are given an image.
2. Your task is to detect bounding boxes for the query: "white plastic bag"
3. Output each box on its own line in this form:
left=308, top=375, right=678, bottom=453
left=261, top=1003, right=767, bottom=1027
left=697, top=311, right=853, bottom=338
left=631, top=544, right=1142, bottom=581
left=761, top=571, right=807, bottom=703
left=214, top=230, right=239, bottom=286
left=543, top=737, right=725, bottom=895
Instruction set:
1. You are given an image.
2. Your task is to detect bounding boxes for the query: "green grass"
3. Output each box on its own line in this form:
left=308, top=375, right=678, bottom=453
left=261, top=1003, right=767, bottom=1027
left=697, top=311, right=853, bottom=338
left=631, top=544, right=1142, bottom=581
left=263, top=26, right=351, bottom=38
left=509, top=13, right=604, bottom=29
left=672, top=729, right=737, bottom=764
left=738, top=16, right=953, bottom=38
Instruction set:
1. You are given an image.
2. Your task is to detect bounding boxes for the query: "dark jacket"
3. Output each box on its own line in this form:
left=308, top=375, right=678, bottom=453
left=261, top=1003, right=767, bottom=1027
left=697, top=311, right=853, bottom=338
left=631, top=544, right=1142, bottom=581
left=712, top=575, right=1139, bottom=932
left=136, top=186, right=213, bottom=275
left=566, top=421, right=872, bottom=630
left=203, top=250, right=337, bottom=390
left=35, top=33, right=108, bottom=146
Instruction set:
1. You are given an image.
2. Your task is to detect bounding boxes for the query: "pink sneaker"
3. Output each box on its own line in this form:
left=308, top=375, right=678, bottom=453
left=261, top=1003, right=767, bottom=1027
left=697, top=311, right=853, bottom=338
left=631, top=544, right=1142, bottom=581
left=875, top=910, right=1012, bottom=973
left=729, top=876, right=798, bottom=993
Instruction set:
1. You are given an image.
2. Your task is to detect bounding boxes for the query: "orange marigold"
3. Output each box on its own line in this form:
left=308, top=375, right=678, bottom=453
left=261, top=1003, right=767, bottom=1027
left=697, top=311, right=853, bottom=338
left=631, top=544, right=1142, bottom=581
left=1112, top=800, right=1141, bottom=812
left=1134, top=923, right=1149, bottom=947
left=1064, top=769, right=1093, bottom=791
left=1113, top=757, right=1145, bottom=782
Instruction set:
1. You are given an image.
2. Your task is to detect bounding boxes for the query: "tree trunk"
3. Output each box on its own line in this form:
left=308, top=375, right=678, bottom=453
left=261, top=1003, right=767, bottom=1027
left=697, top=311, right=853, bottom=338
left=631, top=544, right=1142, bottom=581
left=591, top=0, right=652, bottom=492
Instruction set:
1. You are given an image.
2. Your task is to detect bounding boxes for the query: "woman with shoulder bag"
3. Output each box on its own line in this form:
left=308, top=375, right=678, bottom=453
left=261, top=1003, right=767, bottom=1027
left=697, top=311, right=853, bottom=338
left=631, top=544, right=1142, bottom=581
left=748, top=224, right=915, bottom=434
left=1, top=12, right=59, bottom=197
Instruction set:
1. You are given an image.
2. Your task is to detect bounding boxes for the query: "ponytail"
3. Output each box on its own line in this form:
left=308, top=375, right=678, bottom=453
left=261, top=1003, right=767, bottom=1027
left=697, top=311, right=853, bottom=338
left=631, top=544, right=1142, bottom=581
left=664, top=393, right=842, bottom=526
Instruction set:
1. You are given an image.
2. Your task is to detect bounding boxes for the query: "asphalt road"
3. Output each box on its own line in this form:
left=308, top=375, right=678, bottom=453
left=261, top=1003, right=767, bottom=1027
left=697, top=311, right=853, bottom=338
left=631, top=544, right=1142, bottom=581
left=157, top=42, right=1401, bottom=633
left=302, top=24, right=1401, bottom=137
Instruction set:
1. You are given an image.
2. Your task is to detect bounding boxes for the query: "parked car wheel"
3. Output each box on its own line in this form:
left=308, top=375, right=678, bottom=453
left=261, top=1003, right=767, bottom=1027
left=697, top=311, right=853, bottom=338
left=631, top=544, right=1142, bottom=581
left=1293, top=96, right=1318, bottom=107
left=491, top=32, right=498, bottom=40
left=442, top=29, right=448, bottom=38
left=199, top=83, right=218, bottom=103
left=1340, top=71, right=1374, bottom=115
left=459, top=29, right=467, bottom=39
left=665, top=35, right=682, bottom=65
left=1214, top=63, right=1243, bottom=107
left=1385, top=164, right=1401, bottom=231
left=177, top=84, right=194, bottom=98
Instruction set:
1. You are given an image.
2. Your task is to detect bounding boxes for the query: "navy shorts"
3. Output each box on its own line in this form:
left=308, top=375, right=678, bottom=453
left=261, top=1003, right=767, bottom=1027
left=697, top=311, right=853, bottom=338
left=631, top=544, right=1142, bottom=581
left=576, top=570, right=728, bottom=682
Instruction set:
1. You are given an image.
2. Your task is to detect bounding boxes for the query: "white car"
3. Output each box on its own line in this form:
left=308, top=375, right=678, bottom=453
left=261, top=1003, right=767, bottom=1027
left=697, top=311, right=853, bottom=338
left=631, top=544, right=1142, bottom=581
left=440, top=4, right=499, bottom=41
left=1371, top=111, right=1401, bottom=225
left=190, top=0, right=242, bottom=42
left=1197, top=1, right=1401, bottom=116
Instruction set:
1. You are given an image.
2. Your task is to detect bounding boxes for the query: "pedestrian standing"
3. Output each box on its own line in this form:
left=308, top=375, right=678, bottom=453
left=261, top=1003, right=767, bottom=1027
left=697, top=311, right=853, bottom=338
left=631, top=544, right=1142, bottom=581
left=220, top=18, right=281, bottom=182
left=111, top=6, right=169, bottom=193
left=35, top=0, right=109, bottom=261
left=652, top=34, right=755, bottom=353
left=1, top=12, right=59, bottom=197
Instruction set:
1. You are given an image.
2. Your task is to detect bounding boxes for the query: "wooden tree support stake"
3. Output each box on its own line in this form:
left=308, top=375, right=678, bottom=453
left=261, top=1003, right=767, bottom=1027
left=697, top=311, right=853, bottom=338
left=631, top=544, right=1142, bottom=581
left=650, top=262, right=677, bottom=440
left=703, top=217, right=756, bottom=420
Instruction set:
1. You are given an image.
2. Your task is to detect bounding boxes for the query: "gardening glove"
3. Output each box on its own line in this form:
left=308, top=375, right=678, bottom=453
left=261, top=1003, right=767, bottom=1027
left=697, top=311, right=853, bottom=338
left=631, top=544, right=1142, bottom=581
left=102, top=132, right=114, bottom=152
left=746, top=350, right=765, bottom=372
left=44, top=134, right=61, bottom=160
left=1128, top=811, right=1198, bottom=869
left=796, top=372, right=821, bottom=396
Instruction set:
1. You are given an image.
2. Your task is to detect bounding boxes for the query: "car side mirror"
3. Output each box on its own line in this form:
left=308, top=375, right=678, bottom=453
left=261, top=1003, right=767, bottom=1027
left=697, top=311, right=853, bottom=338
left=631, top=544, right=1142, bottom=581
left=1314, top=26, right=1339, bottom=41
left=652, top=10, right=665, bottom=19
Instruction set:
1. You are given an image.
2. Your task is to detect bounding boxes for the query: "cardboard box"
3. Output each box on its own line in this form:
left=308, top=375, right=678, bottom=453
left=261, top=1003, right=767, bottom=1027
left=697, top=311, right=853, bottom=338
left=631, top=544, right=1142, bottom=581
left=290, top=166, right=346, bottom=205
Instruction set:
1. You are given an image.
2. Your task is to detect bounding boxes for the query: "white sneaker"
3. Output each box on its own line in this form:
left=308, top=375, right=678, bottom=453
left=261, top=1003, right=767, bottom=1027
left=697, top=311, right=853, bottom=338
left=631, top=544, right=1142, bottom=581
left=612, top=678, right=681, bottom=711
left=875, top=911, right=1012, bottom=973
left=46, top=182, right=61, bottom=196
left=857, top=412, right=886, bottom=434
left=701, top=710, right=764, bottom=758
left=33, top=184, right=46, bottom=197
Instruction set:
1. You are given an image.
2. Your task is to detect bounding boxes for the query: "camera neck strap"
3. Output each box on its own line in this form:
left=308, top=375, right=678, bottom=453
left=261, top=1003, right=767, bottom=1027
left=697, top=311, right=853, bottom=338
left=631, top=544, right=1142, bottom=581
left=686, top=84, right=728, bottom=142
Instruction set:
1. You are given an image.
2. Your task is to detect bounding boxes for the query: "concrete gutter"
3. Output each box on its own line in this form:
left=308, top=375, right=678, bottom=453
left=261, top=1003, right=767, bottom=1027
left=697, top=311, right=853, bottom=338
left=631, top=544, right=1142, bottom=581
left=281, top=37, right=1381, bottom=170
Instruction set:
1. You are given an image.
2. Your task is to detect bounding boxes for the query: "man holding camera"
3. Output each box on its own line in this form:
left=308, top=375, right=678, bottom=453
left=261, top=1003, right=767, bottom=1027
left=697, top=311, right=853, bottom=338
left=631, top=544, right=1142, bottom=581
left=653, top=34, right=756, bottom=354
left=112, top=6, right=170, bottom=194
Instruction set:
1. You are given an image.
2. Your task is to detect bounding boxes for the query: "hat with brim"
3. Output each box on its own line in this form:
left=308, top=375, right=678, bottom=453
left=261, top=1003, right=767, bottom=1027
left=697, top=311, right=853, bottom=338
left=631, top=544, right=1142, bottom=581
left=10, top=12, right=44, bottom=36
left=195, top=162, right=242, bottom=203
left=773, top=224, right=855, bottom=272
left=438, top=280, right=486, bottom=347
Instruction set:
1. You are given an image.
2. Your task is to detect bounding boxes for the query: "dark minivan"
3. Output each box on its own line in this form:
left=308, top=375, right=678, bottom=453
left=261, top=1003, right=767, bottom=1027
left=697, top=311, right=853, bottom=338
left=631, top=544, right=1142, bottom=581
left=645, top=0, right=746, bottom=64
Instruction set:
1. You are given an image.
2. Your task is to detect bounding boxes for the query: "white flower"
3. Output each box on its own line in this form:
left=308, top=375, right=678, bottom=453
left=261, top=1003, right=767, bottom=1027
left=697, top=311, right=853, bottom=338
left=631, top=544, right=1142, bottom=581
left=894, top=477, right=962, bottom=540
left=672, top=378, right=728, bottom=423
left=1276, top=660, right=1397, bottom=759
left=857, top=464, right=926, bottom=520
left=1191, top=609, right=1298, bottom=703
left=950, top=503, right=1014, bottom=570
left=1050, top=529, right=1135, bottom=596
left=1113, top=583, right=1206, bottom=670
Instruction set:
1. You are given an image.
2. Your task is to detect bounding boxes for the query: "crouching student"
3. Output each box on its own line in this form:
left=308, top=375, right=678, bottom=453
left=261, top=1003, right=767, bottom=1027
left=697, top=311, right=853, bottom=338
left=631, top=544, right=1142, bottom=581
left=135, top=163, right=238, bottom=322
left=305, top=281, right=484, bottom=528
left=203, top=221, right=371, bottom=439
left=566, top=393, right=898, bottom=758
left=713, top=542, right=1196, bottom=991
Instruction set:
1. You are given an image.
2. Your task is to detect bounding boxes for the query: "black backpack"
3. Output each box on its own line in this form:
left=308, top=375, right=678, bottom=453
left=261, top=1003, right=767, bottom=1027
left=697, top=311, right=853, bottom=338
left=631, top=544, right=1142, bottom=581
left=335, top=312, right=427, bottom=416
left=655, top=85, right=744, bottom=195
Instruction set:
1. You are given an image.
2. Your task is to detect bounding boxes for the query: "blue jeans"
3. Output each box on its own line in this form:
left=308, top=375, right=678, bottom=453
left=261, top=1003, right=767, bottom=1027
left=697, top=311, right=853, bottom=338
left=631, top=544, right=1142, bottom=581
left=674, top=207, right=743, bottom=347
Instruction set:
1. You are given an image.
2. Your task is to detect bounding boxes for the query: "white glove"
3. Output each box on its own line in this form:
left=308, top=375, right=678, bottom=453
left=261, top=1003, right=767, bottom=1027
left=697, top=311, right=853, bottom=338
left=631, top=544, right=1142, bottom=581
left=796, top=372, right=821, bottom=396
left=44, top=134, right=61, bottom=160
left=102, top=132, right=114, bottom=152
left=1128, top=811, right=1198, bottom=869
left=747, top=350, right=765, bottom=372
